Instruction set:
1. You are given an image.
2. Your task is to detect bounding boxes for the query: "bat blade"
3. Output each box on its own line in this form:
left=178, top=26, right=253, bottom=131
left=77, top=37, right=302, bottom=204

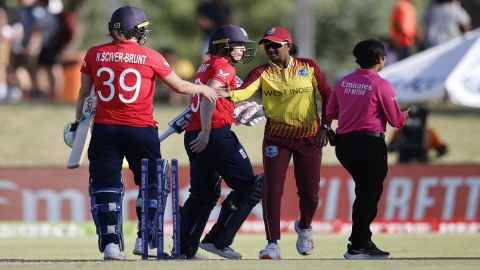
left=67, top=93, right=97, bottom=169
left=157, top=107, right=193, bottom=143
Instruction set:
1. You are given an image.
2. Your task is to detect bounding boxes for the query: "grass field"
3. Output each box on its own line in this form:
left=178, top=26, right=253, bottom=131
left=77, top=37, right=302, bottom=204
left=1, top=102, right=480, bottom=270
left=0, top=102, right=479, bottom=167
left=1, top=233, right=479, bottom=270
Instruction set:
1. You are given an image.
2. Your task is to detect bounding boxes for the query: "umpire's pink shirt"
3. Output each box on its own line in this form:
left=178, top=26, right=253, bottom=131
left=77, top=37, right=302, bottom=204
left=326, top=68, right=407, bottom=134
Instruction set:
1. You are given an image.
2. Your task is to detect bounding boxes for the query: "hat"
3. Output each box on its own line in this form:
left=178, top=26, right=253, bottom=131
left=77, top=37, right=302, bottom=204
left=109, top=6, right=149, bottom=32
left=259, top=26, right=292, bottom=44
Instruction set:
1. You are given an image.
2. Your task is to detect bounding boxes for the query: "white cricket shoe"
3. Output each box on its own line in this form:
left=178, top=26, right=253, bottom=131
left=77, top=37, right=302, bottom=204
left=295, top=220, right=314, bottom=255
left=259, top=243, right=282, bottom=259
left=133, top=238, right=158, bottom=257
left=199, top=242, right=242, bottom=259
left=104, top=243, right=125, bottom=260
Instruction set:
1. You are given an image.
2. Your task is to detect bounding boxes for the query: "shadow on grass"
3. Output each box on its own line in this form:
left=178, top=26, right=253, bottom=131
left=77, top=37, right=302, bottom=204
left=2, top=257, right=480, bottom=263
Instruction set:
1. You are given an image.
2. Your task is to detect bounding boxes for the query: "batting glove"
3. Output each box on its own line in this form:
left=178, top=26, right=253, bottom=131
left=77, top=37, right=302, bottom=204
left=63, top=120, right=79, bottom=148
left=234, top=101, right=265, bottom=126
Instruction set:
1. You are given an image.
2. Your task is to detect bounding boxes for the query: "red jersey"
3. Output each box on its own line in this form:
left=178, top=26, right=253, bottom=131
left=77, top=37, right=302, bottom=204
left=80, top=40, right=172, bottom=127
left=187, top=55, right=235, bottom=131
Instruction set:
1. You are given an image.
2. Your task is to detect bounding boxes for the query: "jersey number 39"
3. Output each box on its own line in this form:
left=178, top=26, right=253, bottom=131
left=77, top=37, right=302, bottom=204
left=96, top=67, right=142, bottom=103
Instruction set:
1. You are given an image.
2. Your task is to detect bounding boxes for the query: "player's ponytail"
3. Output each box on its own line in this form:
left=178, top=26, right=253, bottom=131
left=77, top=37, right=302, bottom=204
left=289, top=43, right=299, bottom=57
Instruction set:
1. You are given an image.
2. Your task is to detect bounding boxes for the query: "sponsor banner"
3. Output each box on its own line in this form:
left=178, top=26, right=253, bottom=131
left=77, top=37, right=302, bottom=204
left=1, top=165, right=479, bottom=226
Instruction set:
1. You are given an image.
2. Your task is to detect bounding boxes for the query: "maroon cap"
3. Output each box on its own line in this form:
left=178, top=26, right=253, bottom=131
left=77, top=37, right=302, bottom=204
left=259, top=26, right=292, bottom=44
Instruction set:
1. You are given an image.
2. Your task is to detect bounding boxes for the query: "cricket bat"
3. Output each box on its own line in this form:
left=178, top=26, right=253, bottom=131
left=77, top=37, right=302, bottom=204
left=67, top=90, right=97, bottom=169
left=158, top=107, right=193, bottom=142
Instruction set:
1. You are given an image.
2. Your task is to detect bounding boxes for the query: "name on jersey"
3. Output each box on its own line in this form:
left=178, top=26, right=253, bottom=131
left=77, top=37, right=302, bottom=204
left=341, top=81, right=372, bottom=95
left=264, top=86, right=313, bottom=97
left=96, top=52, right=147, bottom=65
left=196, top=63, right=210, bottom=73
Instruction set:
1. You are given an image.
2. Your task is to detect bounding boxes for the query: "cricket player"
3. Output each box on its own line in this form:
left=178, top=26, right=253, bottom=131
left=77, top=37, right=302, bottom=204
left=179, top=24, right=263, bottom=259
left=69, top=6, right=217, bottom=260
left=217, top=26, right=332, bottom=259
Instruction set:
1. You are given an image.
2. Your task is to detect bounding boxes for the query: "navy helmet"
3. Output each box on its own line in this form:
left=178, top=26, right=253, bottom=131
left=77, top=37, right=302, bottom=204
left=108, top=6, right=151, bottom=45
left=208, top=24, right=256, bottom=63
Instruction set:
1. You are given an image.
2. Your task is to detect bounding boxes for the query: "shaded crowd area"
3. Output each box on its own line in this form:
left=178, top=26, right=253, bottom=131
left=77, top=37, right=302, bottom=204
left=0, top=0, right=478, bottom=105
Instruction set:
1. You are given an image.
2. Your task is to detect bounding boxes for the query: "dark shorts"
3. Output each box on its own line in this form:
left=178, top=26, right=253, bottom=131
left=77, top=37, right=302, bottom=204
left=88, top=123, right=161, bottom=189
left=38, top=45, right=63, bottom=66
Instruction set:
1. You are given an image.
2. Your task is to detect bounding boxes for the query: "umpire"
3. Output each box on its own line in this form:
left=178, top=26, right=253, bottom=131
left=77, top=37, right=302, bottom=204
left=326, top=39, right=409, bottom=259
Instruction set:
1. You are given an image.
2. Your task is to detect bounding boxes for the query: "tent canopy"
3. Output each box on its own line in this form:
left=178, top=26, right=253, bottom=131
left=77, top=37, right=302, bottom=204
left=380, top=28, right=480, bottom=108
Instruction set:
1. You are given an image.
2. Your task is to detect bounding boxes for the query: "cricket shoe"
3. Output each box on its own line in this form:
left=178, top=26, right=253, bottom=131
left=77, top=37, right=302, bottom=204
left=294, top=220, right=314, bottom=255
left=104, top=243, right=125, bottom=260
left=259, top=243, right=282, bottom=259
left=343, top=241, right=390, bottom=260
left=199, top=242, right=242, bottom=259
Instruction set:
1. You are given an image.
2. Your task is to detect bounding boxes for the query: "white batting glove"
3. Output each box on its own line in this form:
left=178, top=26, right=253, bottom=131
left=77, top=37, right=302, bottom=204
left=63, top=121, right=79, bottom=148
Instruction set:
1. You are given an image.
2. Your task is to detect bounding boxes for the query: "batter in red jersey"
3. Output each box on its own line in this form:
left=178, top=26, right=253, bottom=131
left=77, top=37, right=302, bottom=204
left=69, top=6, right=217, bottom=260
left=180, top=24, right=264, bottom=260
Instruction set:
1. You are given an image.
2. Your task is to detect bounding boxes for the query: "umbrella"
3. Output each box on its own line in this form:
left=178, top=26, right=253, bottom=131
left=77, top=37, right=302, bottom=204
left=380, top=28, right=480, bottom=108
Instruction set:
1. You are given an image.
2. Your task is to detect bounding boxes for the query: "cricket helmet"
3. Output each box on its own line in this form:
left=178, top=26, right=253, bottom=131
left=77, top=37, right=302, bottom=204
left=108, top=6, right=151, bottom=45
left=207, top=24, right=256, bottom=63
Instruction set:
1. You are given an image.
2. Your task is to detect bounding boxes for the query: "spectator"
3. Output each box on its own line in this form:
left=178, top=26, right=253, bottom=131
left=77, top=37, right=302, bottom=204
left=387, top=104, right=448, bottom=163
left=9, top=0, right=41, bottom=99
left=424, top=0, right=471, bottom=49
left=196, top=0, right=231, bottom=62
left=0, top=3, right=10, bottom=101
left=35, top=0, right=69, bottom=101
left=1, top=1, right=23, bottom=103
left=389, top=0, right=418, bottom=60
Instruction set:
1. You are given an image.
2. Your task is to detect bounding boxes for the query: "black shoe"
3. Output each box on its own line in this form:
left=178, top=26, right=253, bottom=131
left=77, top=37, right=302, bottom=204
left=343, top=241, right=390, bottom=259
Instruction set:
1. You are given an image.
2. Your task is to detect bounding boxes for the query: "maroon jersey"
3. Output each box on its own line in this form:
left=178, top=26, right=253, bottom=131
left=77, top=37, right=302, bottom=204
left=81, top=40, right=172, bottom=127
left=187, top=55, right=236, bottom=131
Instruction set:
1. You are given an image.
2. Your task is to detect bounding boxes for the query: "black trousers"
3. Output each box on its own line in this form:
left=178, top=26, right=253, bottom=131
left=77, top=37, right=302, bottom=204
left=335, top=135, right=388, bottom=247
left=184, top=125, right=255, bottom=196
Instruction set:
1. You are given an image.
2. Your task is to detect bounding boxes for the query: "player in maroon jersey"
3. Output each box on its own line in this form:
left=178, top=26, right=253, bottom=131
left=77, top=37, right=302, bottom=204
left=179, top=24, right=263, bottom=260
left=72, top=6, right=217, bottom=260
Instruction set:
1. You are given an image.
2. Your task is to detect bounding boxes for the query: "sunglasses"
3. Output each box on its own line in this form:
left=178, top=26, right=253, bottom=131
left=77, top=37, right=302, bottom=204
left=262, top=41, right=288, bottom=50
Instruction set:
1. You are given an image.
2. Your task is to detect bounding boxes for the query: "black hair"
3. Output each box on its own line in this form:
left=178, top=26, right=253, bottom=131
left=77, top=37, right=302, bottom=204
left=289, top=43, right=299, bottom=57
left=353, top=39, right=386, bottom=69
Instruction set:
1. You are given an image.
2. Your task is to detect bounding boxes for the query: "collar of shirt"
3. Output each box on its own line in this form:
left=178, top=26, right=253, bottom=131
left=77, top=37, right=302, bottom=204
left=113, top=40, right=138, bottom=44
left=355, top=68, right=378, bottom=76
left=268, top=55, right=292, bottom=70
left=210, top=54, right=232, bottom=64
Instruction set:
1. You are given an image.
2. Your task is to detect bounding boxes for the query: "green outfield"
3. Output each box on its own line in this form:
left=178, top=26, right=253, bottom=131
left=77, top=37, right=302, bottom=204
left=0, top=233, right=479, bottom=270
left=1, top=102, right=480, bottom=167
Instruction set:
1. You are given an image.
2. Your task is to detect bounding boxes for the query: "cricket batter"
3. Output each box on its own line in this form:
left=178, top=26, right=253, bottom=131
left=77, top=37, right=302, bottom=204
left=69, top=6, right=217, bottom=260
left=179, top=24, right=263, bottom=259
